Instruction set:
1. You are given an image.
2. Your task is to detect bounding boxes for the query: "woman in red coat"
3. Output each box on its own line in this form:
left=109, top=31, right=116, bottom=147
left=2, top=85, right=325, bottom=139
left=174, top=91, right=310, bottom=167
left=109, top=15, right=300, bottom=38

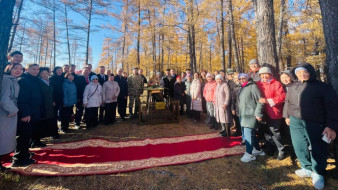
left=256, top=67, right=286, bottom=160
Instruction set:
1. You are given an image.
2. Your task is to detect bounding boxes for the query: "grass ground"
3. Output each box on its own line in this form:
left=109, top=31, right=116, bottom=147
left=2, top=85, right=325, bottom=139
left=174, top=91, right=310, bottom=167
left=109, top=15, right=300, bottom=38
left=1, top=114, right=337, bottom=190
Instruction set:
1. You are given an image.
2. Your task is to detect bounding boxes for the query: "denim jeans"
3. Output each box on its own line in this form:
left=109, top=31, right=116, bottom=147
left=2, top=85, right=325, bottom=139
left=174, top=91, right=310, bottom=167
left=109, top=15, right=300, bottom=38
left=243, top=127, right=261, bottom=154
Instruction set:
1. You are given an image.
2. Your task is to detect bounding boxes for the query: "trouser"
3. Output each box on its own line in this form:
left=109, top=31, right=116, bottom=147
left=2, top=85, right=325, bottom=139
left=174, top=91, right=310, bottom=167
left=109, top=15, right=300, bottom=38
left=243, top=127, right=261, bottom=155
left=117, top=97, right=127, bottom=119
left=233, top=114, right=241, bottom=136
left=13, top=121, right=33, bottom=162
left=266, top=118, right=285, bottom=154
left=289, top=116, right=328, bottom=175
left=105, top=102, right=117, bottom=124
left=61, top=106, right=74, bottom=131
left=192, top=110, right=200, bottom=121
left=129, top=94, right=140, bottom=115
left=75, top=101, right=84, bottom=126
left=99, top=106, right=105, bottom=122
left=85, top=107, right=98, bottom=128
left=185, top=95, right=192, bottom=117
left=220, top=123, right=231, bottom=137
left=54, top=104, right=62, bottom=121
left=202, top=97, right=207, bottom=113
left=205, top=102, right=214, bottom=125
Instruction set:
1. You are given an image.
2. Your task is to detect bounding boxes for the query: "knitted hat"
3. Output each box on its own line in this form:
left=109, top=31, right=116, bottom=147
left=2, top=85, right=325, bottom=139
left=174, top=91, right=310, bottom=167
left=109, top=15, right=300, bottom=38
left=176, top=76, right=181, bottom=80
left=258, top=67, right=272, bottom=75
left=249, top=59, right=259, bottom=65
left=281, top=70, right=291, bottom=75
left=91, top=75, right=98, bottom=81
left=238, top=73, right=249, bottom=79
left=215, top=74, right=223, bottom=81
left=295, top=67, right=307, bottom=75
left=206, top=73, right=213, bottom=78
left=227, top=68, right=234, bottom=75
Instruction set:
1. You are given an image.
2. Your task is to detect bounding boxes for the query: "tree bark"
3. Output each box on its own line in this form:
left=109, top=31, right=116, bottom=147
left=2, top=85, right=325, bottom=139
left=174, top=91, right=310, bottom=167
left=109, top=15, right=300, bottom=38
left=220, top=0, right=226, bottom=70
left=227, top=23, right=232, bottom=69
left=0, top=0, right=16, bottom=93
left=121, top=0, right=129, bottom=70
left=253, top=0, right=279, bottom=74
left=319, top=0, right=338, bottom=96
left=277, top=0, right=286, bottom=71
left=136, top=0, right=141, bottom=67
left=228, top=0, right=240, bottom=71
left=53, top=0, right=56, bottom=68
left=85, top=0, right=93, bottom=66
left=8, top=0, right=24, bottom=53
left=65, top=3, right=71, bottom=66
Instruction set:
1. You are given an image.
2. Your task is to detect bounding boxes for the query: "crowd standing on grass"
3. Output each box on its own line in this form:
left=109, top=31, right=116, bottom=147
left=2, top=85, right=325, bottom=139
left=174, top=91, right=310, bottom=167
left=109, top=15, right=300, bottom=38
left=0, top=51, right=338, bottom=190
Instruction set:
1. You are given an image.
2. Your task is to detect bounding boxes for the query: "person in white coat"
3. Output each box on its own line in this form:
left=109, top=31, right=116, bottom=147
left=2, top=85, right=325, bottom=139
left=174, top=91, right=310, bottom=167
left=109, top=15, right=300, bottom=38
left=102, top=74, right=120, bottom=125
left=0, top=63, right=23, bottom=170
left=83, top=75, right=102, bottom=129
left=190, top=72, right=202, bottom=123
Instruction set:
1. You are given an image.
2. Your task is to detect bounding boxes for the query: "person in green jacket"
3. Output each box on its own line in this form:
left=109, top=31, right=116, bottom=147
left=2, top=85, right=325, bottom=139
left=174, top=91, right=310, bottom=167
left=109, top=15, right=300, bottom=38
left=238, top=73, right=265, bottom=162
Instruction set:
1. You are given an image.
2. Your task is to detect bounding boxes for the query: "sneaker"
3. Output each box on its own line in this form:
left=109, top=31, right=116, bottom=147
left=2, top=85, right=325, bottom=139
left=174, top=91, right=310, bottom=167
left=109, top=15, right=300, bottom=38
left=74, top=125, right=81, bottom=130
left=252, top=148, right=265, bottom=156
left=277, top=152, right=286, bottom=160
left=240, top=152, right=256, bottom=163
left=312, top=172, right=324, bottom=190
left=295, top=168, right=312, bottom=178
left=59, top=130, right=66, bottom=134
left=11, top=158, right=36, bottom=167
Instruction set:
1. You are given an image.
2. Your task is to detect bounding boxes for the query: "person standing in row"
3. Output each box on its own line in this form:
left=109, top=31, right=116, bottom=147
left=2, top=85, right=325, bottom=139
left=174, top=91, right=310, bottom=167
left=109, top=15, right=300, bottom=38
left=231, top=72, right=242, bottom=137
left=61, top=73, right=77, bottom=133
left=203, top=73, right=217, bottom=129
left=97, top=66, right=108, bottom=123
left=0, top=63, right=23, bottom=170
left=103, top=74, right=120, bottom=125
left=284, top=63, right=338, bottom=190
left=174, top=76, right=186, bottom=115
left=128, top=67, right=144, bottom=118
left=238, top=73, right=265, bottom=162
left=214, top=74, right=232, bottom=137
left=115, top=68, right=128, bottom=121
left=201, top=70, right=207, bottom=114
left=7, top=51, right=23, bottom=66
left=12, top=64, right=42, bottom=167
left=49, top=66, right=64, bottom=131
left=70, top=64, right=78, bottom=78
left=163, top=69, right=176, bottom=100
left=139, top=69, right=148, bottom=84
left=87, top=64, right=96, bottom=78
left=184, top=74, right=193, bottom=117
left=190, top=72, right=202, bottom=123
left=74, top=67, right=90, bottom=129
left=247, top=59, right=261, bottom=82
left=83, top=75, right=102, bottom=129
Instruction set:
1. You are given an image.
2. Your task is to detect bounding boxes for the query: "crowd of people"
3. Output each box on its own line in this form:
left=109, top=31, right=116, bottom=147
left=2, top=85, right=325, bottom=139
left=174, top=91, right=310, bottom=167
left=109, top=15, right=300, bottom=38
left=1, top=51, right=338, bottom=190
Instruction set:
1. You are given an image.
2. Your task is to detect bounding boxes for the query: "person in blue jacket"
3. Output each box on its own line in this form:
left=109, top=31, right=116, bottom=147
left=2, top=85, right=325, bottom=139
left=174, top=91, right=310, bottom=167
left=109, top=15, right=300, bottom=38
left=61, top=73, right=77, bottom=132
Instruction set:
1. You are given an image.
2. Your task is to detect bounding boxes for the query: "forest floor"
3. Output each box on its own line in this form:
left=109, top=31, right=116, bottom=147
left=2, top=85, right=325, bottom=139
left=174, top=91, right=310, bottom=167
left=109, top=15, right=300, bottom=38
left=1, top=114, right=338, bottom=190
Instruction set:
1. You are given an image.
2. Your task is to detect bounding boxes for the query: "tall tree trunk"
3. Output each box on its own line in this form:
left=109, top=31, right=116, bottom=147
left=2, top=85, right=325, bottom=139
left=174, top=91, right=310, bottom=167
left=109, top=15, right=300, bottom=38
left=209, top=39, right=212, bottom=72
left=19, top=22, right=26, bottom=51
left=220, top=0, right=226, bottom=70
left=0, top=0, right=16, bottom=93
left=64, top=3, right=71, bottom=66
left=227, top=23, right=232, bottom=69
left=8, top=0, right=24, bottom=53
left=253, top=0, right=279, bottom=74
left=53, top=0, right=56, bottom=68
left=277, top=0, right=286, bottom=71
left=44, top=33, right=49, bottom=66
left=228, top=0, right=240, bottom=71
left=121, top=0, right=129, bottom=70
left=319, top=0, right=338, bottom=96
left=85, top=0, right=93, bottom=66
left=136, top=0, right=141, bottom=67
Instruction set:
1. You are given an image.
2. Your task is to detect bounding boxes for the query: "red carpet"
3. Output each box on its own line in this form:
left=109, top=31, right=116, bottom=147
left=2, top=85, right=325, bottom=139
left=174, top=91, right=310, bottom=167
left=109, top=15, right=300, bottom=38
left=3, top=133, right=245, bottom=176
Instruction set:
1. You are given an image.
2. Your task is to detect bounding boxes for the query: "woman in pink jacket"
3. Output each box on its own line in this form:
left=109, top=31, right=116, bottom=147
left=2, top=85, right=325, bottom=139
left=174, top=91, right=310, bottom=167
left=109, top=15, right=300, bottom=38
left=214, top=74, right=232, bottom=137
left=203, top=73, right=217, bottom=129
left=256, top=67, right=286, bottom=160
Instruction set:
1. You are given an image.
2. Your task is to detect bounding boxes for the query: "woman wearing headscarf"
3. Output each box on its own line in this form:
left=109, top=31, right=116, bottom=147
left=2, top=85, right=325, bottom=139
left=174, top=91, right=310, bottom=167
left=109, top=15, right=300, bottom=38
left=0, top=63, right=23, bottom=170
left=284, top=63, right=338, bottom=190
left=190, top=72, right=202, bottom=123
left=83, top=75, right=102, bottom=129
left=238, top=73, right=265, bottom=162
left=280, top=70, right=293, bottom=92
left=213, top=74, right=232, bottom=137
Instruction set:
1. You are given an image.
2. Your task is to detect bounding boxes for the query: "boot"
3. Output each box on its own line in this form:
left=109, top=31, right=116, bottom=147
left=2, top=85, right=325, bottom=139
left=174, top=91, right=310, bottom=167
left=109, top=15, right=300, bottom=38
left=209, top=117, right=215, bottom=129
left=129, top=107, right=134, bottom=119
left=134, top=106, right=139, bottom=118
left=219, top=123, right=226, bottom=136
left=225, top=123, right=231, bottom=137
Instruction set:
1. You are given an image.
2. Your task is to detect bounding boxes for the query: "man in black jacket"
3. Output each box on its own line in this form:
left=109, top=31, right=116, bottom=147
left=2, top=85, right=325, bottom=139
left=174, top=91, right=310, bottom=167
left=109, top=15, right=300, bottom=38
left=97, top=66, right=108, bottom=122
left=70, top=64, right=78, bottom=78
left=283, top=63, right=338, bottom=190
left=163, top=69, right=176, bottom=100
left=73, top=67, right=90, bottom=129
left=138, top=68, right=147, bottom=84
left=115, top=68, right=128, bottom=120
left=87, top=64, right=96, bottom=78
left=12, top=64, right=42, bottom=167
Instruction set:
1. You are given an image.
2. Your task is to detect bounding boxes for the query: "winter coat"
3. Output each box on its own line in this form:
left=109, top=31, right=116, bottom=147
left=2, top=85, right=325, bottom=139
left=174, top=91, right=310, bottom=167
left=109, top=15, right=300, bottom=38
left=231, top=83, right=241, bottom=116
left=190, top=79, right=202, bottom=111
left=256, top=79, right=286, bottom=119
left=185, top=80, right=192, bottom=96
left=163, top=75, right=176, bottom=98
left=49, top=74, right=64, bottom=106
left=74, top=75, right=89, bottom=103
left=17, top=73, right=43, bottom=121
left=174, top=82, right=186, bottom=103
left=128, top=74, right=144, bottom=96
left=203, top=80, right=217, bottom=102
left=283, top=63, right=338, bottom=131
left=38, top=79, right=54, bottom=120
left=63, top=79, right=77, bottom=107
left=83, top=82, right=102, bottom=108
left=214, top=82, right=232, bottom=124
left=103, top=80, right=120, bottom=103
left=238, top=80, right=264, bottom=128
left=0, top=74, right=19, bottom=155
left=115, top=75, right=128, bottom=99
left=97, top=73, right=108, bottom=86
